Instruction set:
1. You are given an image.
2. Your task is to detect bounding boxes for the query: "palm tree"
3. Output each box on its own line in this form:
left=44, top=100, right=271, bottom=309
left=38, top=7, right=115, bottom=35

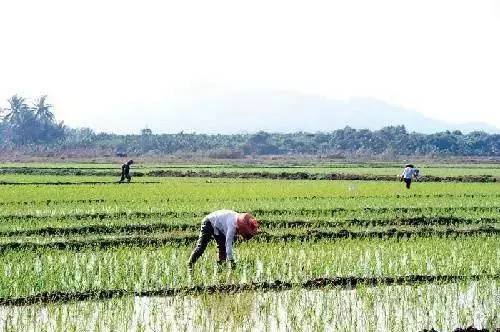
left=4, top=95, right=29, bottom=123
left=33, top=95, right=55, bottom=122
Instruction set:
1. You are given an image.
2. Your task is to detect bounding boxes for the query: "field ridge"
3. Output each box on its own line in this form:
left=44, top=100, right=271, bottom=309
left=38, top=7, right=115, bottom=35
left=1, top=274, right=497, bottom=306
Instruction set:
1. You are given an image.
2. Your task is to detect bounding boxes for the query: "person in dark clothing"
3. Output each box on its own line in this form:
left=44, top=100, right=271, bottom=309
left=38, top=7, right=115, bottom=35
left=118, top=160, right=134, bottom=183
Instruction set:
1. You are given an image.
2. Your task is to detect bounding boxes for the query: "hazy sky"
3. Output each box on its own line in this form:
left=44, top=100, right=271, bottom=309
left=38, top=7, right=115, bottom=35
left=1, top=0, right=499, bottom=133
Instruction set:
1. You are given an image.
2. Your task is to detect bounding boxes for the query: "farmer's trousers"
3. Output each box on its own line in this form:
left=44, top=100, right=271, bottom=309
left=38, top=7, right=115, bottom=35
left=119, top=173, right=131, bottom=183
left=188, top=218, right=226, bottom=264
left=404, top=178, right=411, bottom=189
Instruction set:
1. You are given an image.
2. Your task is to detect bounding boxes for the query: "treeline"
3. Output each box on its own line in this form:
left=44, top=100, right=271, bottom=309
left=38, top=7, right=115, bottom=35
left=0, top=95, right=65, bottom=145
left=1, top=95, right=498, bottom=157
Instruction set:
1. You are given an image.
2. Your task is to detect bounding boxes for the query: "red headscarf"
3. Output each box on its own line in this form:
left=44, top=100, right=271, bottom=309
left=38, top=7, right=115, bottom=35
left=236, top=213, right=260, bottom=239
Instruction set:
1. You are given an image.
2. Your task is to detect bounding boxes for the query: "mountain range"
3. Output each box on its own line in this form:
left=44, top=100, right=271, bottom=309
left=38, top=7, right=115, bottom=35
left=113, top=90, right=499, bottom=134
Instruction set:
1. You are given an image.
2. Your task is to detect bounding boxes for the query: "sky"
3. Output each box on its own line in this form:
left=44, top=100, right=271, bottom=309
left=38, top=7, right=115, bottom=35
left=1, top=0, right=499, bottom=133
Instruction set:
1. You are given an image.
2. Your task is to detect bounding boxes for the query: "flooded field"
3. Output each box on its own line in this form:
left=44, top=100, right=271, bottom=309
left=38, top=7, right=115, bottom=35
left=0, top=168, right=498, bottom=330
left=1, top=280, right=497, bottom=331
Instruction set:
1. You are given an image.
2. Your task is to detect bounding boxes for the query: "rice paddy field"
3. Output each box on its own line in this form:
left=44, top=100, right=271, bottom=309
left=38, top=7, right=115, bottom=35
left=0, top=162, right=498, bottom=331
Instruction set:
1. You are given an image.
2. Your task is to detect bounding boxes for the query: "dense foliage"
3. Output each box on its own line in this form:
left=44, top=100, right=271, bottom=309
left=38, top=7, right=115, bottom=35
left=0, top=95, right=65, bottom=145
left=84, top=127, right=498, bottom=156
left=1, top=95, right=498, bottom=156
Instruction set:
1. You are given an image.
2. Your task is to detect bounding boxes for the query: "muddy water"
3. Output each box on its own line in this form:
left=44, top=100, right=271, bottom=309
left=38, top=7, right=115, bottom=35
left=0, top=280, right=498, bottom=331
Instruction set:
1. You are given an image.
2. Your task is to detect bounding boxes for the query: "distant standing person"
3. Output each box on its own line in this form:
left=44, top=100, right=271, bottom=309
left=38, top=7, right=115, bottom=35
left=188, top=210, right=260, bottom=269
left=400, top=164, right=419, bottom=189
left=118, top=160, right=134, bottom=183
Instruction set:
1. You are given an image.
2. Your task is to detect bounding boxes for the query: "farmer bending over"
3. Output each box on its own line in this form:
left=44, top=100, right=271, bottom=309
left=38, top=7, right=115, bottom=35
left=188, top=210, right=260, bottom=269
left=118, top=160, right=134, bottom=183
left=400, top=164, right=419, bottom=189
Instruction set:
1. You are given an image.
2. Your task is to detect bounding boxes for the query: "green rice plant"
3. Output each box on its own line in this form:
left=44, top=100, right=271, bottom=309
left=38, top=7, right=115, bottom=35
left=0, top=168, right=498, bottom=330
left=0, top=236, right=497, bottom=299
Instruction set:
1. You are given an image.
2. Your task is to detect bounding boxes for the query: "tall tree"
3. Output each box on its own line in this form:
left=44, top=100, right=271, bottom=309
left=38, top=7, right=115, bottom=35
left=2, top=94, right=65, bottom=145
left=4, top=95, right=29, bottom=123
left=33, top=95, right=54, bottom=122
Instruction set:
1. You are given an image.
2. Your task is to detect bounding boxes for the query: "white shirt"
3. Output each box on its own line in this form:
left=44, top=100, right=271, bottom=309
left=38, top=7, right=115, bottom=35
left=402, top=167, right=416, bottom=179
left=206, top=209, right=238, bottom=260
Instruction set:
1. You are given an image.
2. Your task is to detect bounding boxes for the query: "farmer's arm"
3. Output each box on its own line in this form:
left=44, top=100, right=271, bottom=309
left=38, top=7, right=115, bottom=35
left=225, top=226, right=236, bottom=261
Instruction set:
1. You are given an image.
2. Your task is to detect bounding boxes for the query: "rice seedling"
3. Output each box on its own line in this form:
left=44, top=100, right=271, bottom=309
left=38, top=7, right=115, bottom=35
left=0, top=166, right=498, bottom=330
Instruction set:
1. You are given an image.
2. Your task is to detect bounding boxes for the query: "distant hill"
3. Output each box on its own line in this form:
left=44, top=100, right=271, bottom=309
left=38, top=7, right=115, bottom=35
left=143, top=90, right=499, bottom=134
